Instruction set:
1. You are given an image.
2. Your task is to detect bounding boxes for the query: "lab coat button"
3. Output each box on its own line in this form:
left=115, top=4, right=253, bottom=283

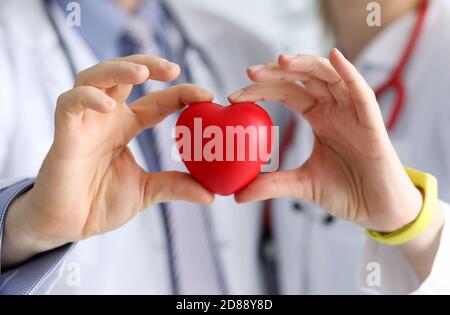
left=292, top=202, right=304, bottom=212
left=323, top=214, right=335, bottom=225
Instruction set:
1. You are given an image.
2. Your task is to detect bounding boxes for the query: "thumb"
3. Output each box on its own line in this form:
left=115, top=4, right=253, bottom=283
left=234, top=169, right=313, bottom=204
left=143, top=171, right=215, bottom=206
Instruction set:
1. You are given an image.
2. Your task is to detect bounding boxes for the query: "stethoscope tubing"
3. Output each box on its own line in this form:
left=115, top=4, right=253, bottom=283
left=375, top=0, right=429, bottom=131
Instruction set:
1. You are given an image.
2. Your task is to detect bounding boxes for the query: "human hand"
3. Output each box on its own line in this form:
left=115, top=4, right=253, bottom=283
left=229, top=49, right=423, bottom=233
left=2, top=55, right=214, bottom=267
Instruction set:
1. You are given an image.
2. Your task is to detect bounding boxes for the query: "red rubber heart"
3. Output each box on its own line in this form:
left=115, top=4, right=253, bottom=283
left=176, top=102, right=273, bottom=196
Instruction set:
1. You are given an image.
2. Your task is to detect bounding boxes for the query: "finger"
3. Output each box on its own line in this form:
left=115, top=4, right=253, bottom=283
left=329, top=48, right=382, bottom=125
left=327, top=76, right=351, bottom=108
left=247, top=64, right=335, bottom=105
left=247, top=65, right=315, bottom=83
left=278, top=54, right=342, bottom=84
left=144, top=171, right=215, bottom=205
left=75, top=61, right=150, bottom=88
left=303, top=78, right=335, bottom=104
left=247, top=61, right=279, bottom=74
left=228, top=81, right=317, bottom=114
left=129, top=84, right=213, bottom=132
left=234, top=170, right=312, bottom=203
left=112, top=54, right=181, bottom=82
left=56, top=86, right=117, bottom=130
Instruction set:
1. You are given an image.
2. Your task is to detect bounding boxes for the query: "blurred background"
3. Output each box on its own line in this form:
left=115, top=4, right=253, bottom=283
left=177, top=0, right=326, bottom=55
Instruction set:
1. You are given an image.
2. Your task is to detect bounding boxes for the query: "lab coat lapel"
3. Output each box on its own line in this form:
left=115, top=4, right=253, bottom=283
left=18, top=0, right=172, bottom=294
left=354, top=8, right=417, bottom=153
left=34, top=2, right=98, bottom=116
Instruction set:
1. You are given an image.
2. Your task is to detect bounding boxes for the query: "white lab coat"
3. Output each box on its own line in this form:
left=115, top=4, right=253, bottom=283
left=1, top=0, right=450, bottom=295
left=0, top=0, right=286, bottom=294
left=272, top=0, right=450, bottom=294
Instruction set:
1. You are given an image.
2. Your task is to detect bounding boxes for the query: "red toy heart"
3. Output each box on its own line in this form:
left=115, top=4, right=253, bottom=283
left=175, top=102, right=273, bottom=196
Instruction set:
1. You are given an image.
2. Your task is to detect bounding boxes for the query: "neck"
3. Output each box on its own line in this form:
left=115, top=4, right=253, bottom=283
left=325, top=0, right=422, bottom=61
left=113, top=0, right=144, bottom=13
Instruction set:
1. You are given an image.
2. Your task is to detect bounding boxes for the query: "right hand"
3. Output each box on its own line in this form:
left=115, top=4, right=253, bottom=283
left=2, top=55, right=215, bottom=267
left=229, top=50, right=422, bottom=233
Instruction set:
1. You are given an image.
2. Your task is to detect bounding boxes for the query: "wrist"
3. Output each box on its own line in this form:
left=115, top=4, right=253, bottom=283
left=366, top=167, right=437, bottom=246
left=385, top=185, right=423, bottom=233
left=2, top=190, right=62, bottom=268
left=368, top=157, right=424, bottom=233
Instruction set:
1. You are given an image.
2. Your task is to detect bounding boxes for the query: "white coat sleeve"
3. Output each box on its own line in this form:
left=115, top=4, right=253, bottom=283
left=0, top=24, right=16, bottom=173
left=0, top=26, right=73, bottom=296
left=357, top=200, right=450, bottom=294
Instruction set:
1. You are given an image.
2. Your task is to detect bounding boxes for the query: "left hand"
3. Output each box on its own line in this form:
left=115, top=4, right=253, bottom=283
left=1, top=55, right=215, bottom=268
left=228, top=49, right=422, bottom=233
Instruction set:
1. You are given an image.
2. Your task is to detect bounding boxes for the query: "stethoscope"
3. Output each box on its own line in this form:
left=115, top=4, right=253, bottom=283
left=264, top=0, right=430, bottom=226
left=260, top=1, right=431, bottom=292
left=375, top=0, right=429, bottom=131
left=42, top=0, right=227, bottom=295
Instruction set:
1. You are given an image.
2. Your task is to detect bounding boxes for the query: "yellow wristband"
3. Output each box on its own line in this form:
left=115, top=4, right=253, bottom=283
left=365, top=167, right=438, bottom=246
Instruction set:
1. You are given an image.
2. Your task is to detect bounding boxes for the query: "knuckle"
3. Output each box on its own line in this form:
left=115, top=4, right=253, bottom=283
left=318, top=56, right=330, bottom=65
left=74, top=85, right=95, bottom=97
left=279, top=73, right=289, bottom=81
left=284, top=54, right=301, bottom=63
left=129, top=53, right=144, bottom=59
left=99, top=61, right=119, bottom=77
left=74, top=64, right=100, bottom=86
left=74, top=71, right=87, bottom=86
left=75, top=61, right=111, bottom=86
left=155, top=99, right=171, bottom=117
left=56, top=90, right=70, bottom=108
left=57, top=87, right=93, bottom=108
left=177, top=83, right=195, bottom=90
left=112, top=60, right=132, bottom=69
left=153, top=56, right=170, bottom=66
left=71, top=86, right=99, bottom=107
left=100, top=60, right=117, bottom=71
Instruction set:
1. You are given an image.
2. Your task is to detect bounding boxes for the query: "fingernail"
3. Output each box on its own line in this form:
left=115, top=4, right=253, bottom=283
left=135, top=64, right=146, bottom=71
left=164, top=61, right=179, bottom=69
left=280, top=54, right=297, bottom=60
left=228, top=89, right=245, bottom=100
left=248, top=64, right=264, bottom=72
left=332, top=48, right=345, bottom=58
left=202, top=89, right=214, bottom=99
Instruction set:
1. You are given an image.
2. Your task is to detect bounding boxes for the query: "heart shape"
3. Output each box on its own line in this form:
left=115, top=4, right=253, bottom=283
left=175, top=102, right=273, bottom=196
